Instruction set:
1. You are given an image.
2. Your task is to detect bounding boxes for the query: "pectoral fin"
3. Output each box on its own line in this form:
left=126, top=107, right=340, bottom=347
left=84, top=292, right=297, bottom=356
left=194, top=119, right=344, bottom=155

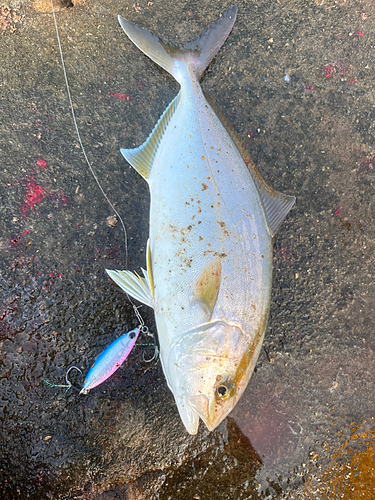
left=106, top=268, right=154, bottom=308
left=191, top=257, right=222, bottom=321
left=106, top=240, right=155, bottom=307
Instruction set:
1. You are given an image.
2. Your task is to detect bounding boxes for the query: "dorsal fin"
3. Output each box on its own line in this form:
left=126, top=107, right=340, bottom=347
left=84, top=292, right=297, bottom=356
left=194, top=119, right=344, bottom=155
left=204, top=92, right=296, bottom=237
left=120, top=93, right=180, bottom=180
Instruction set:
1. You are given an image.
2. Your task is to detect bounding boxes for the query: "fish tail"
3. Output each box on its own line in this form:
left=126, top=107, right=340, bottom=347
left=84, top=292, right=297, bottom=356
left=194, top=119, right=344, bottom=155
left=118, top=5, right=237, bottom=85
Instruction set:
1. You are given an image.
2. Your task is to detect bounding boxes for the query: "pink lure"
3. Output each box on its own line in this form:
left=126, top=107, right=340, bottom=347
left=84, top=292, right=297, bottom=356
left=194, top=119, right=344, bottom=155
left=80, top=327, right=140, bottom=394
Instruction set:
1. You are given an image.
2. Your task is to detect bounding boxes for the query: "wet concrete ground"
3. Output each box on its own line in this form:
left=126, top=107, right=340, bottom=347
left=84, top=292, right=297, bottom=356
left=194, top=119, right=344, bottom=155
left=0, top=0, right=374, bottom=498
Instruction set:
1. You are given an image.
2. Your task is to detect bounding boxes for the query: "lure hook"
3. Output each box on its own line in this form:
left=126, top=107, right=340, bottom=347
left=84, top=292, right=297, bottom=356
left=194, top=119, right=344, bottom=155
left=65, top=366, right=82, bottom=388
left=143, top=345, right=159, bottom=364
left=44, top=366, right=82, bottom=393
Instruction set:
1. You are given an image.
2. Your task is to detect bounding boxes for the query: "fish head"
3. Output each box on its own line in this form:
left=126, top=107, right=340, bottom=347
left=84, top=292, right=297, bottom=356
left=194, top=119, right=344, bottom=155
left=166, top=320, right=260, bottom=434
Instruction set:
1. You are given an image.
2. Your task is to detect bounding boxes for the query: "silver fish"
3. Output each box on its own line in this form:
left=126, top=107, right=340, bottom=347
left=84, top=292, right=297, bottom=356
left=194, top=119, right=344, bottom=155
left=107, top=5, right=295, bottom=434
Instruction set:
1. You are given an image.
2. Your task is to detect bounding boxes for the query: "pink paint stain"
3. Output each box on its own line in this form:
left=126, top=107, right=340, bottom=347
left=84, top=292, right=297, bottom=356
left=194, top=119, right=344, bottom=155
left=278, top=248, right=294, bottom=261
left=323, top=64, right=335, bottom=79
left=334, top=209, right=341, bottom=216
left=36, top=158, right=47, bottom=169
left=21, top=180, right=45, bottom=218
left=109, top=93, right=133, bottom=102
left=42, top=271, right=63, bottom=291
left=9, top=229, right=31, bottom=248
left=323, top=60, right=351, bottom=80
left=18, top=158, right=68, bottom=219
left=359, top=156, right=375, bottom=173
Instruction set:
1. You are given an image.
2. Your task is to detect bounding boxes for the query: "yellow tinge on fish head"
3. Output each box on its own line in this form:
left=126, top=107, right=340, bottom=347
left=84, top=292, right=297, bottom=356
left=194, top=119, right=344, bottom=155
left=106, top=5, right=295, bottom=434
left=166, top=320, right=262, bottom=435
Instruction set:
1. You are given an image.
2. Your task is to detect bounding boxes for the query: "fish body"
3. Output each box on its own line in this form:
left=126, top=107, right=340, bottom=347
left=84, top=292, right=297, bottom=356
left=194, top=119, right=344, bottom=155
left=107, top=5, right=295, bottom=434
left=80, top=328, right=139, bottom=394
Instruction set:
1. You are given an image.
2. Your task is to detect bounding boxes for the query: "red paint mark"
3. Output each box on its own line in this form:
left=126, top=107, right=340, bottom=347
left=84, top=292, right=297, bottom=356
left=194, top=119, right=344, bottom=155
left=36, top=158, right=47, bottom=169
left=21, top=180, right=45, bottom=218
left=94, top=247, right=120, bottom=262
left=247, top=130, right=255, bottom=138
left=304, top=86, right=314, bottom=91
left=109, top=93, right=133, bottom=102
left=42, top=271, right=63, bottom=293
left=9, top=237, right=20, bottom=247
left=323, top=60, right=351, bottom=80
left=323, top=64, right=335, bottom=79
left=115, top=362, right=121, bottom=368
left=278, top=248, right=294, bottom=261
left=9, top=229, right=31, bottom=247
left=334, top=209, right=341, bottom=216
left=349, top=79, right=356, bottom=85
left=136, top=80, right=144, bottom=91
left=17, top=161, right=68, bottom=219
left=358, top=31, right=364, bottom=37
left=359, top=156, right=375, bottom=172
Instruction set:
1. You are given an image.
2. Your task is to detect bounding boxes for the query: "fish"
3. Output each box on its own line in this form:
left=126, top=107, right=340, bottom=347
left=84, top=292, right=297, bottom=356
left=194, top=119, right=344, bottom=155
left=106, top=5, right=295, bottom=434
left=80, top=328, right=140, bottom=395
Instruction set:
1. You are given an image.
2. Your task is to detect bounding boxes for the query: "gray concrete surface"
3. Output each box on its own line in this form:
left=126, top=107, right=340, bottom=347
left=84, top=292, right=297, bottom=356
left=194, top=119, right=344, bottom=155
left=0, top=0, right=374, bottom=498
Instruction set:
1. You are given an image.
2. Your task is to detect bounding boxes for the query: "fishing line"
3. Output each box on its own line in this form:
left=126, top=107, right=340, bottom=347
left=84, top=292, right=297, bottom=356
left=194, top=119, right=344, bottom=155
left=49, top=0, right=153, bottom=335
left=50, top=1, right=129, bottom=265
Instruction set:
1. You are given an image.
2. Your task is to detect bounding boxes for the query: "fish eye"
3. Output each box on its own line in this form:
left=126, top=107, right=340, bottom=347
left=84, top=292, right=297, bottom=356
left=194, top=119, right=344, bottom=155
left=216, top=380, right=235, bottom=401
left=128, top=330, right=136, bottom=340
left=217, top=385, right=227, bottom=397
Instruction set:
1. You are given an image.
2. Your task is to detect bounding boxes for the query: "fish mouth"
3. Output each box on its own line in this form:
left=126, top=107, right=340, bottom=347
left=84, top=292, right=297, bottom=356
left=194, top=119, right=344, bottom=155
left=175, top=396, right=200, bottom=435
left=187, top=394, right=224, bottom=432
left=175, top=393, right=220, bottom=434
left=177, top=392, right=235, bottom=433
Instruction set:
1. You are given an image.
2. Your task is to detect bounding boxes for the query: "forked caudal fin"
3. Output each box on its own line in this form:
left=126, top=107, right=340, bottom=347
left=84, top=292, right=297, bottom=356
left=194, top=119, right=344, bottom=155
left=118, top=5, right=237, bottom=180
left=118, top=5, right=237, bottom=85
